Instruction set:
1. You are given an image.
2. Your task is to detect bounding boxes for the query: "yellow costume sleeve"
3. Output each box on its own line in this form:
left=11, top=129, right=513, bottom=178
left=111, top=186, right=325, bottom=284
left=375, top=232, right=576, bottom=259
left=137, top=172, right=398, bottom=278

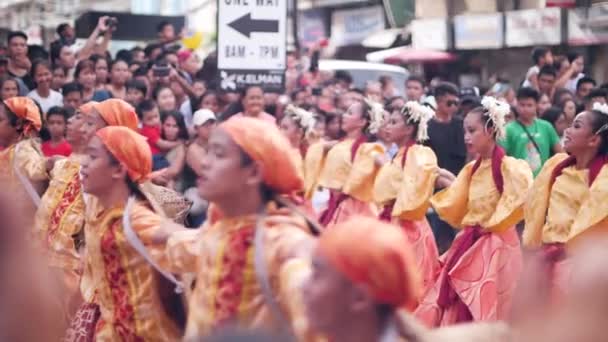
left=263, top=214, right=318, bottom=342
left=303, top=142, right=326, bottom=199
left=14, top=139, right=48, bottom=181
left=291, top=147, right=305, bottom=191
left=393, top=145, right=438, bottom=220
left=523, top=154, right=569, bottom=247
left=373, top=149, right=405, bottom=206
left=128, top=202, right=174, bottom=269
left=318, top=139, right=353, bottom=191
left=484, top=157, right=533, bottom=232
left=568, top=165, right=608, bottom=242
left=430, top=162, right=475, bottom=228
left=166, top=227, right=202, bottom=274
left=342, top=142, right=385, bottom=202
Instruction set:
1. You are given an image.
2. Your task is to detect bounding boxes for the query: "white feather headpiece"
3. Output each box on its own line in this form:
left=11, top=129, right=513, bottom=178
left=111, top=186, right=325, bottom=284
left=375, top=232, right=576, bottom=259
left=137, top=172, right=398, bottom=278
left=593, top=102, right=608, bottom=116
left=592, top=102, right=608, bottom=135
left=402, top=101, right=435, bottom=142
left=480, top=96, right=510, bottom=140
left=364, top=98, right=386, bottom=135
left=285, top=104, right=316, bottom=135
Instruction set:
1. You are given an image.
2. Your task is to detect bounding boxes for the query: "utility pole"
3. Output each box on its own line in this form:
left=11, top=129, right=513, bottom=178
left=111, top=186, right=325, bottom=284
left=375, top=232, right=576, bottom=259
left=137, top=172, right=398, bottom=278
left=289, top=0, right=300, bottom=52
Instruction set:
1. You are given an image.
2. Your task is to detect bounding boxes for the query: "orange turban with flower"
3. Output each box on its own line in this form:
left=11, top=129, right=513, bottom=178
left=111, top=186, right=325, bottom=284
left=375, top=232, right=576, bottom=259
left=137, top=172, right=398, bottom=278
left=318, top=216, right=422, bottom=309
left=92, top=99, right=138, bottom=130
left=220, top=116, right=303, bottom=194
left=78, top=101, right=98, bottom=116
left=3, top=97, right=42, bottom=134
left=96, top=126, right=151, bottom=183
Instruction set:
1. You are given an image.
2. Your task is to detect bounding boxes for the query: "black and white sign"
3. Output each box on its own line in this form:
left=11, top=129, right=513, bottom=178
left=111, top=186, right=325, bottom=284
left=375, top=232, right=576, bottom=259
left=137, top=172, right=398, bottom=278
left=218, top=0, right=287, bottom=92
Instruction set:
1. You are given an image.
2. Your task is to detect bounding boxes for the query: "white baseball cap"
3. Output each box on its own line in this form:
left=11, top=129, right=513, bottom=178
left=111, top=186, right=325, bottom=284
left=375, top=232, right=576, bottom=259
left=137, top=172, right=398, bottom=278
left=192, top=109, right=216, bottom=126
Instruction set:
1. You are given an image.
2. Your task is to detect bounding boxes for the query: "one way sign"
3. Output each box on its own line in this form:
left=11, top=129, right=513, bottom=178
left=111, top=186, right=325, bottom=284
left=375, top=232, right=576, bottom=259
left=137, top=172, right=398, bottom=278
left=218, top=0, right=287, bottom=92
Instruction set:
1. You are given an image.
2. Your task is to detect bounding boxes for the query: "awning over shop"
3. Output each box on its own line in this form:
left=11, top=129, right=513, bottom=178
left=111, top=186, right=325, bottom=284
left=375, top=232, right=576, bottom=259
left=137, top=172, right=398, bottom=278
left=366, top=46, right=456, bottom=64
left=362, top=28, right=409, bottom=48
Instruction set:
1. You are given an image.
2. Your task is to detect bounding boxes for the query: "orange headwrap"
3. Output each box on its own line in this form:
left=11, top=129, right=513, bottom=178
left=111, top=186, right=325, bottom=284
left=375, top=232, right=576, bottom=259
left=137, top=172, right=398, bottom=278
left=220, top=117, right=303, bottom=194
left=92, top=99, right=139, bottom=130
left=3, top=97, right=42, bottom=134
left=318, top=216, right=421, bottom=309
left=96, top=126, right=152, bottom=183
left=78, top=101, right=99, bottom=116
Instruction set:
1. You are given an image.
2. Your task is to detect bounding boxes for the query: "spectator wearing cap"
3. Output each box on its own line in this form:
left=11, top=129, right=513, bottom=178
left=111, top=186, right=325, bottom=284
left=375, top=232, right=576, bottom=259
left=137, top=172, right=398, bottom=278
left=459, top=86, right=481, bottom=118
left=177, top=50, right=200, bottom=84
left=184, top=109, right=217, bottom=226
left=6, top=31, right=33, bottom=94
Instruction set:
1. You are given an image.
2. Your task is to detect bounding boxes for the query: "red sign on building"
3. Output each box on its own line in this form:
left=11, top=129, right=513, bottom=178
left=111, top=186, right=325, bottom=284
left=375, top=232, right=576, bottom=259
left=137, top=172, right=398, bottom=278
left=546, top=0, right=576, bottom=8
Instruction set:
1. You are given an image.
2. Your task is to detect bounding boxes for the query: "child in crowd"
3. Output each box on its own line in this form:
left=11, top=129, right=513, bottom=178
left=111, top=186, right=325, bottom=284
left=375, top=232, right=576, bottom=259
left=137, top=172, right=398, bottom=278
left=61, top=82, right=84, bottom=111
left=125, top=79, right=147, bottom=108
left=0, top=77, right=19, bottom=100
left=41, top=106, right=72, bottom=157
left=137, top=99, right=181, bottom=170
left=51, top=64, right=67, bottom=92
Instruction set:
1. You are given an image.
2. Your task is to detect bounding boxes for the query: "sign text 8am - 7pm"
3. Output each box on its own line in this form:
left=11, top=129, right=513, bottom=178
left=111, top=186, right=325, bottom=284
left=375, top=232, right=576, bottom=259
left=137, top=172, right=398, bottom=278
left=218, top=0, right=287, bottom=92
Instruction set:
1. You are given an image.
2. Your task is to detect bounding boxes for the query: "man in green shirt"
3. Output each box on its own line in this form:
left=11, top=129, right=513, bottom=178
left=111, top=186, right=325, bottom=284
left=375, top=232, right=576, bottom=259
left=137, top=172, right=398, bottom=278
left=500, top=87, right=563, bottom=176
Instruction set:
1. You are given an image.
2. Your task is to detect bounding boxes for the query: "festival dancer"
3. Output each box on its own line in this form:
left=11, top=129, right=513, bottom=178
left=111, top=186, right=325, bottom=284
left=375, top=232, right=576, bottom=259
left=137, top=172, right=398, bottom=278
left=66, top=126, right=183, bottom=341
left=316, top=98, right=385, bottom=226
left=0, top=97, right=47, bottom=227
left=373, top=101, right=444, bottom=293
left=415, top=97, right=533, bottom=326
left=71, top=99, right=189, bottom=333
left=279, top=104, right=317, bottom=183
left=166, top=117, right=319, bottom=340
left=303, top=216, right=510, bottom=342
left=523, top=102, right=608, bottom=296
left=34, top=101, right=96, bottom=322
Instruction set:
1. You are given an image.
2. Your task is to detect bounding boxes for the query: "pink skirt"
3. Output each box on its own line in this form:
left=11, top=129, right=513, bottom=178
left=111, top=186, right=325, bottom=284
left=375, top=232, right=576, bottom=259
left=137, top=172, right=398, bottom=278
left=320, top=195, right=376, bottom=228
left=415, top=226, right=523, bottom=327
left=396, top=217, right=440, bottom=295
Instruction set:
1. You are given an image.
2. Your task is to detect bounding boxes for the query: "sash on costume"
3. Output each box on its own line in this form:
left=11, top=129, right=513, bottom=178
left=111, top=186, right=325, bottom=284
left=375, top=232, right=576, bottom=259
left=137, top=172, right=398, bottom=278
left=540, top=154, right=607, bottom=283
left=435, top=146, right=505, bottom=324
left=379, top=142, right=415, bottom=222
left=319, top=135, right=368, bottom=226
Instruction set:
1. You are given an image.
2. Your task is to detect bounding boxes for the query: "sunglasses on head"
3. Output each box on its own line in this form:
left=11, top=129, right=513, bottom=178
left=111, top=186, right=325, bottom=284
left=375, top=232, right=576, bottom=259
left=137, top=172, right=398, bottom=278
left=446, top=100, right=460, bottom=107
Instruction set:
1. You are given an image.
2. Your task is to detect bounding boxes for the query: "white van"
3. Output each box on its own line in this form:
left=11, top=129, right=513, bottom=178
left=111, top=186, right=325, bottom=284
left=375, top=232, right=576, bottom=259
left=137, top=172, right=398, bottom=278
left=318, top=59, right=409, bottom=93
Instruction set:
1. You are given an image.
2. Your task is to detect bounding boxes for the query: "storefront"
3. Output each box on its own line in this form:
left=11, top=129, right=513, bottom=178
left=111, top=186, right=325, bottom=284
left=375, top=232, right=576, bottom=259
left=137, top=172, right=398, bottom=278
left=568, top=3, right=608, bottom=83
left=452, top=13, right=504, bottom=87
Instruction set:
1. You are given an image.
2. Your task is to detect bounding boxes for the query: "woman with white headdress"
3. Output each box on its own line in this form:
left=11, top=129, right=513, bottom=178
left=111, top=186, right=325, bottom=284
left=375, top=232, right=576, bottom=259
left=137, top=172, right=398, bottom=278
left=415, top=97, right=533, bottom=327
left=315, top=98, right=386, bottom=227
left=523, top=102, right=608, bottom=298
left=373, top=101, right=451, bottom=295
left=279, top=104, right=317, bottom=182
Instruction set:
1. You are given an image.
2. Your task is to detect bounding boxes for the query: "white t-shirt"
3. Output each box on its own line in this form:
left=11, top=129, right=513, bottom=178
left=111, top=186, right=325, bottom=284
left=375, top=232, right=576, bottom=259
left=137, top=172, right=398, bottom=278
left=521, top=65, right=539, bottom=88
left=27, top=89, right=63, bottom=115
left=180, top=99, right=193, bottom=127
left=565, top=73, right=585, bottom=93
